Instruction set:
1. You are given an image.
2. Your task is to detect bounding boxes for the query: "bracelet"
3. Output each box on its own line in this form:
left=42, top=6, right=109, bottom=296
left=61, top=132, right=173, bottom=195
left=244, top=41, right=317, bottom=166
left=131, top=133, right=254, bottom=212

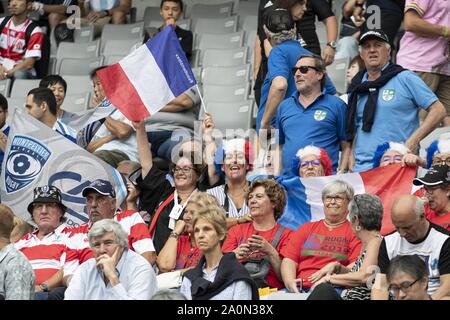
left=169, top=231, right=179, bottom=240
left=443, top=26, right=449, bottom=38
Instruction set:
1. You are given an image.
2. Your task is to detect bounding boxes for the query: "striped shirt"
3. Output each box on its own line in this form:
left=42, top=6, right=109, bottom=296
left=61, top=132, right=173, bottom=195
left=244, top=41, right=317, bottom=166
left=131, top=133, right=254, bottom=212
left=53, top=119, right=77, bottom=143
left=88, top=0, right=120, bottom=11
left=64, top=210, right=155, bottom=277
left=15, top=224, right=71, bottom=285
left=207, top=184, right=249, bottom=218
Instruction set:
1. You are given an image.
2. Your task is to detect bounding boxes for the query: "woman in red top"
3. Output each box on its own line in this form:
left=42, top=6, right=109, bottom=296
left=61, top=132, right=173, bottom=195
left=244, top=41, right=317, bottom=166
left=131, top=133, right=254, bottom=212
left=281, top=180, right=361, bottom=292
left=222, top=179, right=292, bottom=289
left=157, top=192, right=219, bottom=273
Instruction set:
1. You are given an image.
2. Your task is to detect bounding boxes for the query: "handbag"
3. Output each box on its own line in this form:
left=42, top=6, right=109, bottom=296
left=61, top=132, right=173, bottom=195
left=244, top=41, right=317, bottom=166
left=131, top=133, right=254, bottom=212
left=243, top=226, right=285, bottom=288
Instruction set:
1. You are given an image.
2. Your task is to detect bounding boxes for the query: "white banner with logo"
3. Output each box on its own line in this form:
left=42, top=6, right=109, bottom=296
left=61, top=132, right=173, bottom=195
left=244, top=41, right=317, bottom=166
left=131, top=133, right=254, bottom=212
left=0, top=109, right=127, bottom=228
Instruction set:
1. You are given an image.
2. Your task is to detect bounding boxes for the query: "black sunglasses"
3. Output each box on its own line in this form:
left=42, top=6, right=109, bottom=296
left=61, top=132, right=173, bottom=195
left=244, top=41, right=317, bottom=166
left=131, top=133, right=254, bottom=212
left=292, top=66, right=319, bottom=74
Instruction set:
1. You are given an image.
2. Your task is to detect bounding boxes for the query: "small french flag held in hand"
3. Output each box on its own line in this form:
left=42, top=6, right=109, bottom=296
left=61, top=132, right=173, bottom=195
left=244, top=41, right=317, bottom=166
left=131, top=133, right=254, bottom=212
left=97, top=25, right=197, bottom=121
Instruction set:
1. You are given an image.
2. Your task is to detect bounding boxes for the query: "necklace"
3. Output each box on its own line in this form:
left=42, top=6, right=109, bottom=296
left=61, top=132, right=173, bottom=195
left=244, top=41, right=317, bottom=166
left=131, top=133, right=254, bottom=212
left=323, top=219, right=346, bottom=231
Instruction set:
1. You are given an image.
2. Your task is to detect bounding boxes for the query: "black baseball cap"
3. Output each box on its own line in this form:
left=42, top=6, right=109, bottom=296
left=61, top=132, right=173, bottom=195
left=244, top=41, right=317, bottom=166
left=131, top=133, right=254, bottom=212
left=413, top=165, right=450, bottom=186
left=359, top=29, right=390, bottom=45
left=265, top=8, right=295, bottom=33
left=27, top=185, right=67, bottom=214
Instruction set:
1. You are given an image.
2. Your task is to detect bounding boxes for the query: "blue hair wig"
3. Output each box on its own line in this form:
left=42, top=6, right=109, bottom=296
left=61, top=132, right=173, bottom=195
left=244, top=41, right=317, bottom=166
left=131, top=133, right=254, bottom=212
left=373, top=142, right=391, bottom=168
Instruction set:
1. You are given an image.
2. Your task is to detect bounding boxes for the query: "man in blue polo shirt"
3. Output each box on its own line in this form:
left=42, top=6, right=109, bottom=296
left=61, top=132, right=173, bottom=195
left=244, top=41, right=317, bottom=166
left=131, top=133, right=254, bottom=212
left=0, top=93, right=9, bottom=176
left=257, top=8, right=336, bottom=135
left=346, top=29, right=446, bottom=172
left=276, top=54, right=349, bottom=175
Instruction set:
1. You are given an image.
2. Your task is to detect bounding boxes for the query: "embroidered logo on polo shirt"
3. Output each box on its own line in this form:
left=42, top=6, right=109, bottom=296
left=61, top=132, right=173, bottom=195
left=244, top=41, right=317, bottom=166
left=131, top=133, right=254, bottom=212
left=382, top=89, right=395, bottom=101
left=314, top=110, right=327, bottom=121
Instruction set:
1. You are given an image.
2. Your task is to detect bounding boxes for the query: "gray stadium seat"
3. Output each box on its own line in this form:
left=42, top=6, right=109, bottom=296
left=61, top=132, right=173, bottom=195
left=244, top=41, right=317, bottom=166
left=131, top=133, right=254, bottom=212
left=204, top=100, right=254, bottom=137
left=203, top=83, right=250, bottom=103
left=193, top=15, right=238, bottom=34
left=74, top=25, right=95, bottom=43
left=105, top=55, right=125, bottom=65
left=62, top=93, right=91, bottom=112
left=143, top=6, right=162, bottom=25
left=100, top=22, right=145, bottom=52
left=240, top=14, right=257, bottom=32
left=201, top=47, right=248, bottom=67
left=190, top=2, right=233, bottom=20
left=55, top=40, right=100, bottom=73
left=326, top=57, right=349, bottom=94
left=103, top=39, right=142, bottom=57
left=196, top=30, right=244, bottom=50
left=191, top=67, right=202, bottom=83
left=236, top=1, right=258, bottom=18
left=58, top=57, right=104, bottom=76
left=64, top=76, right=92, bottom=96
left=201, top=64, right=250, bottom=86
left=6, top=98, right=26, bottom=116
left=9, top=79, right=41, bottom=98
left=131, top=0, right=161, bottom=22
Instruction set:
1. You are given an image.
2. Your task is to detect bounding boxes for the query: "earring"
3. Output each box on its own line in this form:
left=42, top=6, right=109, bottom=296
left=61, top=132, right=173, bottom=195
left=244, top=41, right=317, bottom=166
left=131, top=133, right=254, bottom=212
left=355, top=225, right=361, bottom=231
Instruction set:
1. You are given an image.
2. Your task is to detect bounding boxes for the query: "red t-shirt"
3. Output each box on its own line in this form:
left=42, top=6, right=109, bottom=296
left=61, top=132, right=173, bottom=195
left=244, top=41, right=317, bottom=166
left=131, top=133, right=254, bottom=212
left=175, top=235, right=202, bottom=270
left=415, top=188, right=450, bottom=231
left=281, top=220, right=361, bottom=289
left=222, top=222, right=292, bottom=289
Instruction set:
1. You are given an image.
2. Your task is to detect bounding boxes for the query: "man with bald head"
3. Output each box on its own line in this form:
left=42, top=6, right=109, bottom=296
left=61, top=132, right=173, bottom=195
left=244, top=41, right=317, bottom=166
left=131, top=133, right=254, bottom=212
left=371, top=195, right=450, bottom=300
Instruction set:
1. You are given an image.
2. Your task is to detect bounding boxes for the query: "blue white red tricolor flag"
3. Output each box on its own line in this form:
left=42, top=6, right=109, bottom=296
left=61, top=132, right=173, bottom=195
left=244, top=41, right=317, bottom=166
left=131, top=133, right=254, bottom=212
left=97, top=25, right=197, bottom=121
left=277, top=164, right=417, bottom=235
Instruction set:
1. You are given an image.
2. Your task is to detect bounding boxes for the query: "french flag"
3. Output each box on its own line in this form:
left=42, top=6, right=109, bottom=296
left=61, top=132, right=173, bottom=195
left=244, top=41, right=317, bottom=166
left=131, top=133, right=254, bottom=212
left=97, top=26, right=197, bottom=121
left=277, top=164, right=417, bottom=235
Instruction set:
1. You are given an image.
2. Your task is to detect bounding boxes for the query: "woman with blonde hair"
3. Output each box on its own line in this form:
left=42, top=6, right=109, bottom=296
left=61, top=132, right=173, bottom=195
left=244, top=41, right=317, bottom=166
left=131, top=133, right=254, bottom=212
left=157, top=192, right=219, bottom=273
left=180, top=205, right=259, bottom=300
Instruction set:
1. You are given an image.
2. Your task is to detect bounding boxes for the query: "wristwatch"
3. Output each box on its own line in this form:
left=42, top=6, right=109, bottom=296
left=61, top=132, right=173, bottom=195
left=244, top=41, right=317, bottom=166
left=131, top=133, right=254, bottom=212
left=39, top=283, right=49, bottom=292
left=169, top=231, right=179, bottom=240
left=327, top=41, right=337, bottom=50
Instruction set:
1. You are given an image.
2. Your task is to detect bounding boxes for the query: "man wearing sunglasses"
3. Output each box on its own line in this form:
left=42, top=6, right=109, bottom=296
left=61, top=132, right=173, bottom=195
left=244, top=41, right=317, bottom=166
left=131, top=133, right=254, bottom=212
left=371, top=194, right=450, bottom=300
left=275, top=53, right=349, bottom=176
left=256, top=8, right=336, bottom=138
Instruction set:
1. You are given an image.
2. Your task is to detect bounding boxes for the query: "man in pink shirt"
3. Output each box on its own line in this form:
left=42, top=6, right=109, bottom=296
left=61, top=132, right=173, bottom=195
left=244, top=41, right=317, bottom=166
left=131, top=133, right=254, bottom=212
left=396, top=0, right=450, bottom=126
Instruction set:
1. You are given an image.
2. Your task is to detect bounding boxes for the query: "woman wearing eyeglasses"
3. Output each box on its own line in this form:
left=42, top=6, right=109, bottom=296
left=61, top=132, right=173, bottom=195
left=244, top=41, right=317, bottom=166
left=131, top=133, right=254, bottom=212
left=372, top=141, right=425, bottom=168
left=133, top=120, right=205, bottom=254
left=291, top=145, right=333, bottom=178
left=307, top=194, right=383, bottom=300
left=280, top=180, right=361, bottom=293
left=386, top=255, right=432, bottom=300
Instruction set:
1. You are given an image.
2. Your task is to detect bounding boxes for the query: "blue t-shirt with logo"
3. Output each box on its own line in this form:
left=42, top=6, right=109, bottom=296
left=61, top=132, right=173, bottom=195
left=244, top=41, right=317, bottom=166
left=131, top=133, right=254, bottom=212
left=276, top=92, right=348, bottom=175
left=352, top=67, right=438, bottom=172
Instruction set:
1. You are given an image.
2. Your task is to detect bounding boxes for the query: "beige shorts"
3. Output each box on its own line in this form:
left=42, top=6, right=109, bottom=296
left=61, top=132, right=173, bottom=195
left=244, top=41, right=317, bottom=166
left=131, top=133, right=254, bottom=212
left=416, top=71, right=450, bottom=121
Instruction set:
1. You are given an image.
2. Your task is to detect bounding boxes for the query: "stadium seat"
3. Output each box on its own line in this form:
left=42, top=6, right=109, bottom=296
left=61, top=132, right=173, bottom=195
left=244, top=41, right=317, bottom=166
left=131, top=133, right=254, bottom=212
left=6, top=98, right=26, bottom=117
left=103, top=39, right=142, bottom=57
left=184, top=0, right=239, bottom=17
left=143, top=6, right=162, bottom=26
left=100, top=22, right=145, bottom=52
left=196, top=30, right=244, bottom=50
left=189, top=2, right=233, bottom=20
left=0, top=79, right=11, bottom=97
left=9, top=79, right=41, bottom=98
left=240, top=14, right=257, bottom=32
left=203, top=83, right=250, bottom=103
left=236, top=1, right=258, bottom=19
left=55, top=40, right=100, bottom=73
left=130, top=0, right=161, bottom=22
left=62, top=93, right=91, bottom=112
left=201, top=47, right=248, bottom=67
left=191, top=67, right=202, bottom=83
left=105, top=55, right=125, bottom=65
left=58, top=57, right=104, bottom=76
left=326, top=57, right=349, bottom=94
left=201, top=64, right=250, bottom=86
left=193, top=15, right=238, bottom=34
left=204, top=100, right=254, bottom=138
left=74, top=25, right=95, bottom=43
left=63, top=75, right=92, bottom=96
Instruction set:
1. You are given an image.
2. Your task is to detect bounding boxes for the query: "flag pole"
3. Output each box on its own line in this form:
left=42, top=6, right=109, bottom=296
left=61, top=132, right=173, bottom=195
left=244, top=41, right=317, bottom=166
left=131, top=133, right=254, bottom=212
left=195, top=84, right=207, bottom=114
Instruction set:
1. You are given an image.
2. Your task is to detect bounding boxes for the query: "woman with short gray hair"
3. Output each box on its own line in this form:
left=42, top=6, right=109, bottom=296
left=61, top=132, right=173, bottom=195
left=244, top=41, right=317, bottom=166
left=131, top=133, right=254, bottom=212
left=308, top=194, right=384, bottom=300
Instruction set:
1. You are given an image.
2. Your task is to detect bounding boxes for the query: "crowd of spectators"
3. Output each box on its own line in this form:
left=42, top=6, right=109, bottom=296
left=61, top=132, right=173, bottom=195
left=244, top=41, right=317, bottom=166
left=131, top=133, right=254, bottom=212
left=0, top=0, right=449, bottom=301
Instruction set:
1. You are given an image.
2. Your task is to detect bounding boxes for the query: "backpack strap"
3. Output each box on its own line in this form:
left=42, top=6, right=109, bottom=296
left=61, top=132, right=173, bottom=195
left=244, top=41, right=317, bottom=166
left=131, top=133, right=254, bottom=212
left=148, top=192, right=175, bottom=238
left=270, top=225, right=285, bottom=249
left=0, top=16, right=11, bottom=33
left=24, top=20, right=39, bottom=48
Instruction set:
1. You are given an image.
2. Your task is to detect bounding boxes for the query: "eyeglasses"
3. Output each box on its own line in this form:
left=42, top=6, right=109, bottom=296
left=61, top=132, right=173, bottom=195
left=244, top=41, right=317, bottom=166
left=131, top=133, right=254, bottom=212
left=431, top=158, right=450, bottom=166
left=381, top=155, right=403, bottom=163
left=172, top=166, right=194, bottom=174
left=300, top=159, right=321, bottom=168
left=388, top=278, right=421, bottom=296
left=292, top=66, right=319, bottom=75
left=324, top=195, right=347, bottom=203
left=424, top=185, right=442, bottom=194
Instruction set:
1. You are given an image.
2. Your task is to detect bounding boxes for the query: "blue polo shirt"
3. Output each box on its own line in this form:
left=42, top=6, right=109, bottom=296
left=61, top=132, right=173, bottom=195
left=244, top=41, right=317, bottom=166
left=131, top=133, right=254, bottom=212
left=276, top=91, right=348, bottom=175
left=256, top=40, right=336, bottom=132
left=352, top=67, right=438, bottom=172
left=0, top=124, right=9, bottom=175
